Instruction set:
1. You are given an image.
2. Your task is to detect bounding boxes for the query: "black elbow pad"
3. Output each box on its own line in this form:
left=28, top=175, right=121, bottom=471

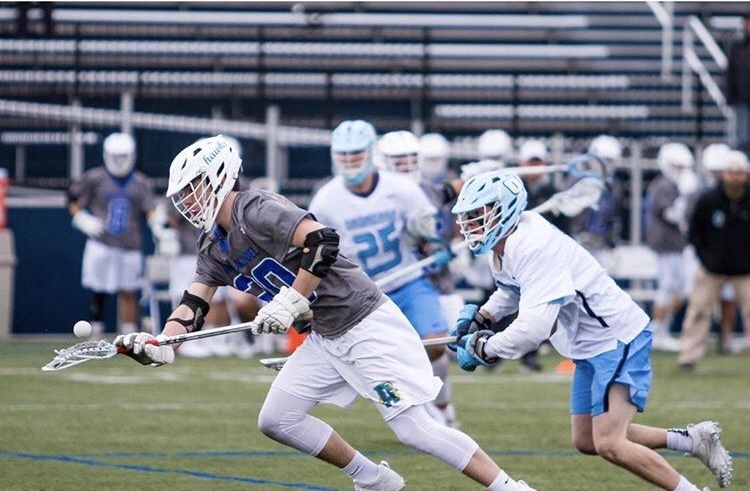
left=300, top=227, right=340, bottom=278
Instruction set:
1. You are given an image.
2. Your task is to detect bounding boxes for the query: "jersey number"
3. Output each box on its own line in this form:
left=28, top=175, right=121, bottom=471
left=353, top=224, right=402, bottom=276
left=106, top=197, right=130, bottom=235
left=234, top=257, right=316, bottom=303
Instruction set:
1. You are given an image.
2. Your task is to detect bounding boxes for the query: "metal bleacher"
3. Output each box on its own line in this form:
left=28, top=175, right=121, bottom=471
left=0, top=2, right=746, bottom=187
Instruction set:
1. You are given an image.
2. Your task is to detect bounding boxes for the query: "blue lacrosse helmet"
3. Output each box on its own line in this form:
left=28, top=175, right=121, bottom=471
left=331, top=120, right=377, bottom=186
left=451, top=170, right=528, bottom=255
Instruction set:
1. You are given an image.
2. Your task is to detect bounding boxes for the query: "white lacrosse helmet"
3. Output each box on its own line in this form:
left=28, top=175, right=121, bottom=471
left=588, top=135, right=622, bottom=162
left=419, top=133, right=450, bottom=181
left=657, top=142, right=694, bottom=182
left=166, top=134, right=242, bottom=233
left=103, top=132, right=136, bottom=177
left=378, top=130, right=421, bottom=182
left=519, top=139, right=549, bottom=163
left=701, top=143, right=731, bottom=172
left=223, top=135, right=244, bottom=159
left=451, top=170, right=528, bottom=256
left=330, top=120, right=377, bottom=186
left=725, top=149, right=750, bottom=172
left=478, top=129, right=512, bottom=162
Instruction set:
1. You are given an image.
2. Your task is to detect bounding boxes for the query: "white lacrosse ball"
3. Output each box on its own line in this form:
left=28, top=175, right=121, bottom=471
left=73, top=320, right=93, bottom=338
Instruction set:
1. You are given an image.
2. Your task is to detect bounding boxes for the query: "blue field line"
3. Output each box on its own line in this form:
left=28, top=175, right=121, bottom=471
left=0, top=451, right=345, bottom=491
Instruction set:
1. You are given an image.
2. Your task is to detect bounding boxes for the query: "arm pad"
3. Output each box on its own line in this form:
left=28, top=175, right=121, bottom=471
left=300, top=227, right=340, bottom=278
left=167, top=290, right=210, bottom=332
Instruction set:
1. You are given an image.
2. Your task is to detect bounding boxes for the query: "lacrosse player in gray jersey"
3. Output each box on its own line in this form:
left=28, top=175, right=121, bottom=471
left=114, top=135, right=540, bottom=491
left=68, top=132, right=163, bottom=337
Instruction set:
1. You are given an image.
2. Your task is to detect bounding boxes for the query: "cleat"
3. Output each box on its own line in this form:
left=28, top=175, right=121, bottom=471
left=517, top=480, right=539, bottom=491
left=687, top=421, right=733, bottom=488
left=354, top=461, right=405, bottom=491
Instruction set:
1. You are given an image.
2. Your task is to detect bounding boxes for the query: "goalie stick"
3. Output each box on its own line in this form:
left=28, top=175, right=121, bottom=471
left=258, top=335, right=458, bottom=371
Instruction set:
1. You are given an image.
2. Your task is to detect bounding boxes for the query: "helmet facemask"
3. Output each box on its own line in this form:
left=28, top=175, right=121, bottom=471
left=386, top=153, right=420, bottom=182
left=456, top=202, right=503, bottom=254
left=332, top=148, right=373, bottom=186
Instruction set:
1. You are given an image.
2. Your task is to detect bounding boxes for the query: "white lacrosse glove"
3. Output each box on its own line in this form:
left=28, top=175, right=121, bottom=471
left=254, top=286, right=310, bottom=334
left=113, top=332, right=174, bottom=366
left=72, top=210, right=105, bottom=238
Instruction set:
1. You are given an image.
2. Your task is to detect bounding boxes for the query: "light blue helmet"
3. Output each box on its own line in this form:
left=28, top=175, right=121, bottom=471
left=331, top=120, right=377, bottom=185
left=451, top=170, right=527, bottom=255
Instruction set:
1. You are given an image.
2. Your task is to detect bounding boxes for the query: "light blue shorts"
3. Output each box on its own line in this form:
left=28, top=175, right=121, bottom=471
left=387, top=277, right=447, bottom=338
left=570, top=325, right=653, bottom=416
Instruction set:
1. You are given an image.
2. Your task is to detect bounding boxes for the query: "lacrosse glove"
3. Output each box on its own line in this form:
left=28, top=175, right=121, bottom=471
left=448, top=304, right=491, bottom=352
left=456, top=329, right=498, bottom=372
left=113, top=333, right=174, bottom=366
left=254, top=286, right=311, bottom=334
left=72, top=210, right=105, bottom=238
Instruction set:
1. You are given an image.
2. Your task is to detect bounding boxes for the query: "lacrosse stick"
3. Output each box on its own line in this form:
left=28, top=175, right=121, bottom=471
left=42, top=320, right=261, bottom=372
left=259, top=335, right=458, bottom=371
left=509, top=153, right=608, bottom=181
left=530, top=176, right=605, bottom=217
left=375, top=241, right=466, bottom=292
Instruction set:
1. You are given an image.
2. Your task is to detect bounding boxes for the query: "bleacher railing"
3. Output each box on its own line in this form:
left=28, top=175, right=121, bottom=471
left=681, top=15, right=735, bottom=144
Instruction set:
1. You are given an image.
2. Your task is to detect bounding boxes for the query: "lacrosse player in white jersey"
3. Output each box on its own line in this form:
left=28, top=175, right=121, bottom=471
left=310, top=124, right=460, bottom=431
left=448, top=170, right=732, bottom=491
left=68, top=132, right=161, bottom=337
left=113, top=134, right=540, bottom=491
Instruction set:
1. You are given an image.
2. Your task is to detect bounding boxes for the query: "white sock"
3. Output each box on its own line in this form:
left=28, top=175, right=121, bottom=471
left=343, top=451, right=380, bottom=483
left=488, top=470, right=518, bottom=490
left=672, top=475, right=701, bottom=491
left=666, top=428, right=693, bottom=453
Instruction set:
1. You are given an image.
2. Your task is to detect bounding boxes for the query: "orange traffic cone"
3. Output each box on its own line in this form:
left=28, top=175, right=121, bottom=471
left=555, top=358, right=576, bottom=374
left=286, top=328, right=308, bottom=354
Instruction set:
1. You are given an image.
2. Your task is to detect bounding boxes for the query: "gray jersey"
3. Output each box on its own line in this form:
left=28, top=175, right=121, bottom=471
left=69, top=167, right=155, bottom=250
left=645, top=175, right=686, bottom=253
left=194, top=189, right=385, bottom=338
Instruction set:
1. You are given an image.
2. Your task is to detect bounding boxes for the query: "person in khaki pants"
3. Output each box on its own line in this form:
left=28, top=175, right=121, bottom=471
left=679, top=149, right=750, bottom=371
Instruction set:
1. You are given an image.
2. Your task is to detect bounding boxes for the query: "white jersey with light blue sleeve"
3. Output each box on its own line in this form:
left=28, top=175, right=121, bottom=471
left=309, top=172, right=434, bottom=292
left=194, top=188, right=385, bottom=338
left=484, top=211, right=650, bottom=360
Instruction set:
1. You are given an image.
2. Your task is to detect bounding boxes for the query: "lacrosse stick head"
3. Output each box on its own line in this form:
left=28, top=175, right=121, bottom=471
left=565, top=153, right=609, bottom=182
left=42, top=339, right=120, bottom=372
left=551, top=177, right=606, bottom=217
left=452, top=170, right=527, bottom=256
left=259, top=356, right=289, bottom=371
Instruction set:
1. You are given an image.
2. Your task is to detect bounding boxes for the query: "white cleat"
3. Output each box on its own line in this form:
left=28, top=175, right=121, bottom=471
left=353, top=461, right=406, bottom=491
left=517, top=480, right=539, bottom=491
left=687, top=421, right=733, bottom=488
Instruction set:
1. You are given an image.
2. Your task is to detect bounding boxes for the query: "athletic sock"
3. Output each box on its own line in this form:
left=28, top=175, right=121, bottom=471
left=672, top=475, right=701, bottom=491
left=666, top=428, right=693, bottom=453
left=487, top=470, right=518, bottom=490
left=343, top=451, right=380, bottom=484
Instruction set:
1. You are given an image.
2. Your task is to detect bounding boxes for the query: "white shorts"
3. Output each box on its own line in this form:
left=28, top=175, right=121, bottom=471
left=169, top=254, right=230, bottom=306
left=270, top=299, right=442, bottom=421
left=655, top=252, right=686, bottom=306
left=82, top=239, right=143, bottom=293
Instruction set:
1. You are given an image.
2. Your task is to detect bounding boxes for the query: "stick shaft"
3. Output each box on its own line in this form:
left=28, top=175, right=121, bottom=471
left=260, top=335, right=457, bottom=369
left=375, top=242, right=465, bottom=291
left=157, top=321, right=259, bottom=345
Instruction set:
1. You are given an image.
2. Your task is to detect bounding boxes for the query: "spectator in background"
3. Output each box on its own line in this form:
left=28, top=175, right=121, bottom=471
left=679, top=149, right=750, bottom=372
left=688, top=143, right=743, bottom=355
left=726, top=12, right=750, bottom=153
left=68, top=132, right=159, bottom=337
left=644, top=143, right=698, bottom=352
